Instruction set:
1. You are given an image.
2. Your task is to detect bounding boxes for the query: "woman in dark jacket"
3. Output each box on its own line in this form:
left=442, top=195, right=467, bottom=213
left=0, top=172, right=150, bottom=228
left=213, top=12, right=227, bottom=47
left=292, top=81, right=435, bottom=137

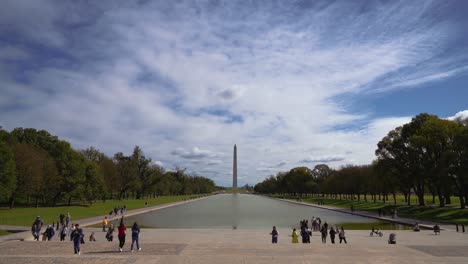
left=131, top=222, right=141, bottom=252
left=329, top=227, right=336, bottom=244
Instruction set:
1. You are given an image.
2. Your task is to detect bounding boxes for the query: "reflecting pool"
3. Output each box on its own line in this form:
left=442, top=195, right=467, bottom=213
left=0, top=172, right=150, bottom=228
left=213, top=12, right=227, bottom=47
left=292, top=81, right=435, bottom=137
left=123, top=194, right=405, bottom=229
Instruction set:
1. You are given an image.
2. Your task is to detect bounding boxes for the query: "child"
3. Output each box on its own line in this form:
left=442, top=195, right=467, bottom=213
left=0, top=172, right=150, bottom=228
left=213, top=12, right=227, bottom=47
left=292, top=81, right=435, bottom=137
left=89, top=232, right=96, bottom=241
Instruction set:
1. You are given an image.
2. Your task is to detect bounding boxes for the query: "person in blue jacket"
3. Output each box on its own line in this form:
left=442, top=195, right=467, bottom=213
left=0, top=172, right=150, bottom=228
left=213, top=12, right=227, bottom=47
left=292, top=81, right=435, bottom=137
left=131, top=222, right=142, bottom=252
left=70, top=224, right=84, bottom=255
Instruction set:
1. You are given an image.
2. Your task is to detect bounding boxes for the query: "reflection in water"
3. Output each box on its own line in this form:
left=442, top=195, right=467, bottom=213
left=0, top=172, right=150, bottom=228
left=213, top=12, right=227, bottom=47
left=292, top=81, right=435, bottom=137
left=231, top=193, right=239, bottom=230
left=124, top=194, right=385, bottom=229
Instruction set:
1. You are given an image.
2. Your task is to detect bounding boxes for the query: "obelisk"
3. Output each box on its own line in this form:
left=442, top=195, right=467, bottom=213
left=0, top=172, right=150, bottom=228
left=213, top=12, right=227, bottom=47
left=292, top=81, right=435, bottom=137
left=233, top=144, right=237, bottom=191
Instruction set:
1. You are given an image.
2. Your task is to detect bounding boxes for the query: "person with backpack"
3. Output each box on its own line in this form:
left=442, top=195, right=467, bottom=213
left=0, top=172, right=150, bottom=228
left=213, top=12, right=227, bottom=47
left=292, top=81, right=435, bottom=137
left=130, top=222, right=142, bottom=252
left=60, top=225, right=68, bottom=241
left=117, top=218, right=127, bottom=252
left=31, top=216, right=44, bottom=241
left=70, top=224, right=84, bottom=255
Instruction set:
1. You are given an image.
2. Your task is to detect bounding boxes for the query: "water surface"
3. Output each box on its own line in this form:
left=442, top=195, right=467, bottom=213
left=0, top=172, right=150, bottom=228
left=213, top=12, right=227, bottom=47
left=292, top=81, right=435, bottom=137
left=124, top=194, right=394, bottom=229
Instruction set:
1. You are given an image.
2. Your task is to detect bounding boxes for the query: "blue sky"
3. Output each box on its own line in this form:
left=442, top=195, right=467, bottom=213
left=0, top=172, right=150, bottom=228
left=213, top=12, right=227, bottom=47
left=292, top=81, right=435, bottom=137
left=1, top=0, right=467, bottom=186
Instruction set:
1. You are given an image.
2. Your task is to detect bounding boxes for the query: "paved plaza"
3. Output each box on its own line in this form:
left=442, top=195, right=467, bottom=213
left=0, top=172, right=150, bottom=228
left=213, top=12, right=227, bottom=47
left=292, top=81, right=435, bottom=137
left=0, top=228, right=467, bottom=263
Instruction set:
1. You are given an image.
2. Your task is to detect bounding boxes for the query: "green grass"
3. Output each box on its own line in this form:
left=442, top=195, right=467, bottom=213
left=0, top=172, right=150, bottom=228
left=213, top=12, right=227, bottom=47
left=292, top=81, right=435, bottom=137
left=0, top=194, right=207, bottom=227
left=0, top=230, right=13, bottom=236
left=296, top=197, right=468, bottom=225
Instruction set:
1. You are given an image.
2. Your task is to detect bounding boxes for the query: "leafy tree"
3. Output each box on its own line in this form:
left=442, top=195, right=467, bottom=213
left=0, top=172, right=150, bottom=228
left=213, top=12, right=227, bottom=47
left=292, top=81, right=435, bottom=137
left=0, top=141, right=16, bottom=208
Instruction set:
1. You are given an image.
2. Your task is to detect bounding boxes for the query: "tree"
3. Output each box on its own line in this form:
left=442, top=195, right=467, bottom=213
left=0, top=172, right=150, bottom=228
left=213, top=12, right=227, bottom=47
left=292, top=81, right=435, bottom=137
left=0, top=141, right=17, bottom=208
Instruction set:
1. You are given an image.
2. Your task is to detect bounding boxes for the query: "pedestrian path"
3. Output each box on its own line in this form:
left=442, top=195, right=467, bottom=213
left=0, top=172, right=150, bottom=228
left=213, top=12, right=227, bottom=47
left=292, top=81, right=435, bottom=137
left=278, top=198, right=460, bottom=232
left=0, top=196, right=210, bottom=242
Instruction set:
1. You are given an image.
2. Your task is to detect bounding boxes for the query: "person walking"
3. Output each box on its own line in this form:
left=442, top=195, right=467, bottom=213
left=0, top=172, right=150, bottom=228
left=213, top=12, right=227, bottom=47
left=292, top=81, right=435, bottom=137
left=66, top=213, right=71, bottom=227
left=45, top=225, right=55, bottom=241
left=70, top=224, right=83, bottom=255
left=59, top=213, right=65, bottom=226
left=102, top=217, right=108, bottom=232
left=31, top=216, right=44, bottom=241
left=329, top=227, right=336, bottom=244
left=270, top=226, right=278, bottom=244
left=300, top=227, right=310, bottom=243
left=291, top=228, right=299, bottom=243
left=60, top=225, right=68, bottom=241
left=117, top=218, right=127, bottom=252
left=131, top=222, right=142, bottom=252
left=339, top=227, right=347, bottom=244
left=106, top=224, right=114, bottom=242
left=321, top=225, right=327, bottom=243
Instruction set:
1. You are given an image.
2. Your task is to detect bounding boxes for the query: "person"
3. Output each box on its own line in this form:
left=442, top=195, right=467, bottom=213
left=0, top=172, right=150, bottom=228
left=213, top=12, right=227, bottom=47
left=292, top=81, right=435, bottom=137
left=393, top=208, right=398, bottom=219
left=300, top=227, right=310, bottom=243
left=320, top=225, right=327, bottom=243
left=89, top=232, right=96, bottom=242
left=59, top=213, right=65, bottom=226
left=339, top=227, right=347, bottom=244
left=291, top=228, right=299, bottom=243
left=70, top=224, right=84, bottom=255
left=102, top=217, right=108, bottom=232
left=31, top=216, right=44, bottom=241
left=45, top=225, right=55, bottom=241
left=118, top=218, right=127, bottom=251
left=66, top=213, right=71, bottom=227
left=413, top=222, right=420, bottom=232
left=388, top=233, right=396, bottom=244
left=433, top=224, right=441, bottom=235
left=270, top=226, right=278, bottom=244
left=60, top=225, right=68, bottom=241
left=106, top=224, right=114, bottom=242
left=329, top=227, right=336, bottom=244
left=131, top=222, right=142, bottom=252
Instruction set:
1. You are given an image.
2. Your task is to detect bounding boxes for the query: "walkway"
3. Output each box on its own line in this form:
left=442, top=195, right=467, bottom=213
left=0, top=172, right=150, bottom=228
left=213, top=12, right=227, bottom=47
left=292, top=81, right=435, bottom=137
left=278, top=198, right=460, bottom=232
left=0, top=228, right=467, bottom=263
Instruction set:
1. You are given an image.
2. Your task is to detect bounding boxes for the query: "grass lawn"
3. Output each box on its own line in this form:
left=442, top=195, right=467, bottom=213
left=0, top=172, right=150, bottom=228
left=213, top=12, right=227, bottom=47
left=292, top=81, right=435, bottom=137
left=297, top=197, right=468, bottom=225
left=0, top=194, right=207, bottom=227
left=0, top=230, right=12, bottom=236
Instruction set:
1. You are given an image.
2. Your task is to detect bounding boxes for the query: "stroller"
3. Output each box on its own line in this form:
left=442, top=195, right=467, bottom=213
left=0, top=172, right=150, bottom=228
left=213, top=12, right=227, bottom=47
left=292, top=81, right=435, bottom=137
left=370, top=227, right=383, bottom=237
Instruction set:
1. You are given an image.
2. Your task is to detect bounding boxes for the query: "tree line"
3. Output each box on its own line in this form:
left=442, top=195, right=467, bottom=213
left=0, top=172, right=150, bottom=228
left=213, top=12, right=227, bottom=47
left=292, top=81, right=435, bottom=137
left=254, top=113, right=468, bottom=209
left=0, top=127, right=216, bottom=208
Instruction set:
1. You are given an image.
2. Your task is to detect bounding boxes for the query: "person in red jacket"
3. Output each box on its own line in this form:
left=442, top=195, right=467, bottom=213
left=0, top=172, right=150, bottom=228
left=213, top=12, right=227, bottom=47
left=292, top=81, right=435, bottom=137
left=117, top=217, right=127, bottom=252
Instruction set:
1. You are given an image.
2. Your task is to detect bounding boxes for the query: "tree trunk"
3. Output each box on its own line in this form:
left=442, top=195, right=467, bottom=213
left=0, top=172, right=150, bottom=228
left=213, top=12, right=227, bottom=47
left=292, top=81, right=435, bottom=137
left=407, top=192, right=411, bottom=205
left=417, top=192, right=425, bottom=206
left=393, top=192, right=397, bottom=204
left=445, top=195, right=451, bottom=205
left=9, top=195, right=15, bottom=209
left=68, top=196, right=72, bottom=206
left=459, top=194, right=465, bottom=209
left=432, top=194, right=436, bottom=204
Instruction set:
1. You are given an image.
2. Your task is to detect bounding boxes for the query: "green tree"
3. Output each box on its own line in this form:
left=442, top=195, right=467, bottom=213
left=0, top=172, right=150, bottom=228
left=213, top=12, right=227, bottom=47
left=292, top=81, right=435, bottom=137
left=0, top=141, right=17, bottom=208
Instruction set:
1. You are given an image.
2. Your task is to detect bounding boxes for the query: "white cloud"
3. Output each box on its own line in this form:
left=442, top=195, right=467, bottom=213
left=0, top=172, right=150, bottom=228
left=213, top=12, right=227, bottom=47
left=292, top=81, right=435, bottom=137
left=0, top=1, right=466, bottom=186
left=447, top=110, right=468, bottom=121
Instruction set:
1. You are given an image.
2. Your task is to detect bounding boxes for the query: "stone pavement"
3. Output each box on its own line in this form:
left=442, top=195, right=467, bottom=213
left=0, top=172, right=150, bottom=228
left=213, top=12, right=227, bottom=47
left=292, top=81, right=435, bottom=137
left=0, top=228, right=467, bottom=263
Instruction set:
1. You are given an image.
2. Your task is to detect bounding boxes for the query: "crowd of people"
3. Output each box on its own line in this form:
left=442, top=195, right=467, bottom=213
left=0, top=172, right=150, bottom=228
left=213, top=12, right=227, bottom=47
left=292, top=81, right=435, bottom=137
left=270, top=217, right=347, bottom=244
left=30, top=208, right=141, bottom=256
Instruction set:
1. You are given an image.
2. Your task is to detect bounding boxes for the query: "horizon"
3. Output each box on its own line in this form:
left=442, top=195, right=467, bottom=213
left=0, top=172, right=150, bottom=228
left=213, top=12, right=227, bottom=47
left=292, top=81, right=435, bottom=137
left=1, top=0, right=468, bottom=186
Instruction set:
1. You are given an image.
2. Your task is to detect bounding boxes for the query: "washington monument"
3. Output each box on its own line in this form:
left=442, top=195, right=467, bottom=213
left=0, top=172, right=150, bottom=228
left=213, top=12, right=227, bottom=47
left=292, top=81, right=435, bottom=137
left=233, top=144, right=237, bottom=191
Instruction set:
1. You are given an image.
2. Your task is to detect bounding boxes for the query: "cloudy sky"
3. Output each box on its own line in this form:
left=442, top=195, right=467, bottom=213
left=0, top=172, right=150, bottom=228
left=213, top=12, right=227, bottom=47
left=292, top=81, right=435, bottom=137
left=1, top=0, right=468, bottom=186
